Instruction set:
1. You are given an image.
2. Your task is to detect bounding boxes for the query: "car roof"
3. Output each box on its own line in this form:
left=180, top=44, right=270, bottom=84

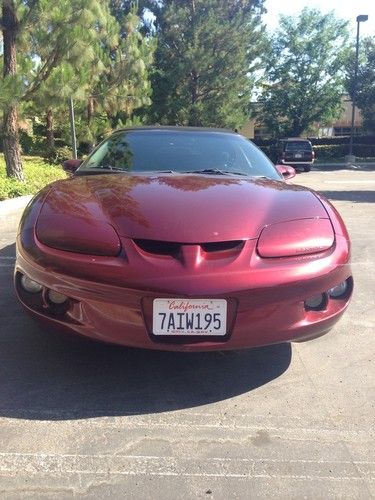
left=115, top=125, right=237, bottom=134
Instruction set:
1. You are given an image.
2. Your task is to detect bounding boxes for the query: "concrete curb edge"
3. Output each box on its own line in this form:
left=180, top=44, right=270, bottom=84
left=0, top=195, right=33, bottom=217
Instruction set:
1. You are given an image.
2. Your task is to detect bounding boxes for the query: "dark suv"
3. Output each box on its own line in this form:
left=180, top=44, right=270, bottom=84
left=277, top=138, right=315, bottom=172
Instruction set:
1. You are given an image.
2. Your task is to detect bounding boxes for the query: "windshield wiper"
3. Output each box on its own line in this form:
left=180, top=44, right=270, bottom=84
left=76, top=165, right=127, bottom=175
left=145, top=170, right=177, bottom=174
left=185, top=168, right=248, bottom=176
left=91, top=165, right=125, bottom=172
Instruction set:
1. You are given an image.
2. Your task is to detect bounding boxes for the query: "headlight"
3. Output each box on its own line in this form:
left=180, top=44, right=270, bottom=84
left=36, top=214, right=121, bottom=256
left=257, top=218, right=334, bottom=258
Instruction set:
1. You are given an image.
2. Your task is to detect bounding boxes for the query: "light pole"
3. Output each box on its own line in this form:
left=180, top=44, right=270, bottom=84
left=348, top=14, right=368, bottom=162
left=68, top=96, right=78, bottom=160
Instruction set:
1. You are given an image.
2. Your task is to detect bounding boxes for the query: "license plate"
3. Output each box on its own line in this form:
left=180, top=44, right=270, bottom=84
left=153, top=298, right=227, bottom=336
left=295, top=153, right=302, bottom=158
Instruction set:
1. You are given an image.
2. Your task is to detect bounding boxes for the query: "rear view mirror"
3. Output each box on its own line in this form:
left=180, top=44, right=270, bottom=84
left=62, top=159, right=83, bottom=174
left=275, top=164, right=296, bottom=180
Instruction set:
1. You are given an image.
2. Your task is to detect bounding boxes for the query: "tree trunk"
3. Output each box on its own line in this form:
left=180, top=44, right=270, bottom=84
left=3, top=106, right=23, bottom=180
left=46, top=108, right=55, bottom=150
left=290, top=117, right=304, bottom=137
left=2, top=0, right=23, bottom=180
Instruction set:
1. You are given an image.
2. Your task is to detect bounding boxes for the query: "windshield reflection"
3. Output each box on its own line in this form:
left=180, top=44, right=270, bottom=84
left=78, top=130, right=281, bottom=181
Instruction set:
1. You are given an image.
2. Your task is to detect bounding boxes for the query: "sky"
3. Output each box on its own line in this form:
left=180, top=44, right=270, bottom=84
left=263, top=0, right=374, bottom=38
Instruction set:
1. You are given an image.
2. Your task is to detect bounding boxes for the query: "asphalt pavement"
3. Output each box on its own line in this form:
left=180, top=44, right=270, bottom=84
left=0, top=166, right=374, bottom=498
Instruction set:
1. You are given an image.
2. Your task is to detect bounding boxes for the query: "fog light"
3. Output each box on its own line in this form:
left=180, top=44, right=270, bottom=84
left=20, top=274, right=43, bottom=293
left=305, top=294, right=326, bottom=311
left=328, top=281, right=348, bottom=298
left=47, top=289, right=68, bottom=304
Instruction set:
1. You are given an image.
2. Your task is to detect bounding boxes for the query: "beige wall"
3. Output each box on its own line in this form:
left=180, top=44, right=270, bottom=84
left=334, top=99, right=362, bottom=127
left=239, top=119, right=256, bottom=139
left=238, top=120, right=255, bottom=139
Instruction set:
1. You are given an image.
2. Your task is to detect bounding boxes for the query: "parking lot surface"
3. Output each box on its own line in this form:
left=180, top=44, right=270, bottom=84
left=0, top=166, right=374, bottom=498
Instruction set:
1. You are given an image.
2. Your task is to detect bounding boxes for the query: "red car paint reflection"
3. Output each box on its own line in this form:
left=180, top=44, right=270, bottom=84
left=14, top=127, right=352, bottom=351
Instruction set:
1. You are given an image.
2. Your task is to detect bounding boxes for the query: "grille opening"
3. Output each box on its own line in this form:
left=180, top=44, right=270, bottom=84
left=134, top=239, right=181, bottom=256
left=134, top=239, right=244, bottom=256
left=201, top=240, right=244, bottom=252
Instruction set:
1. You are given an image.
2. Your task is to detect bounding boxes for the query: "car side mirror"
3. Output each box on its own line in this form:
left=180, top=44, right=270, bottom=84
left=62, top=159, right=83, bottom=174
left=275, top=164, right=296, bottom=180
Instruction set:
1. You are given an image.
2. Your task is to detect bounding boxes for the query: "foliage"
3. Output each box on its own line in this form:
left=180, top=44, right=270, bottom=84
left=0, top=0, right=154, bottom=178
left=313, top=144, right=375, bottom=161
left=2, top=1, right=365, bottom=183
left=253, top=135, right=375, bottom=147
left=346, top=36, right=375, bottom=133
left=148, top=0, right=267, bottom=128
left=257, top=8, right=349, bottom=138
left=0, top=155, right=67, bottom=200
left=46, top=146, right=73, bottom=164
left=71, top=2, right=156, bottom=146
left=0, top=0, right=114, bottom=179
left=254, top=140, right=375, bottom=163
left=310, top=135, right=375, bottom=146
left=10, top=0, right=115, bottom=102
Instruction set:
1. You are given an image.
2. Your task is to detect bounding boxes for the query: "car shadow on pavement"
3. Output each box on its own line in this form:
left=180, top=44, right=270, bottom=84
left=319, top=190, right=375, bottom=203
left=0, top=243, right=291, bottom=421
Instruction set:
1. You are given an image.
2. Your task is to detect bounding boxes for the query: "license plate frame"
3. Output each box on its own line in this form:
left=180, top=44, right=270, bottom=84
left=152, top=298, right=227, bottom=336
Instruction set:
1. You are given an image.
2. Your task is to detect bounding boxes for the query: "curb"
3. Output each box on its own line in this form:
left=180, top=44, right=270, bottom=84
left=0, top=195, right=33, bottom=218
left=313, top=163, right=375, bottom=172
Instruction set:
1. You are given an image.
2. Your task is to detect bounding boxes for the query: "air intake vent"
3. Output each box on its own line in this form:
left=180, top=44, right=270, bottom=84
left=134, top=239, right=244, bottom=256
left=201, top=240, right=244, bottom=252
left=134, top=239, right=181, bottom=256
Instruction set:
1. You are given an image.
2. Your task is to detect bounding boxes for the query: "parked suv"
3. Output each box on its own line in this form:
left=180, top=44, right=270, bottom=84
left=277, top=138, right=315, bottom=172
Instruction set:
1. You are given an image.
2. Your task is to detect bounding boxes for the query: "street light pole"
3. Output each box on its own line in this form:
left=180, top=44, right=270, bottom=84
left=348, top=14, right=368, bottom=160
left=68, top=96, right=78, bottom=160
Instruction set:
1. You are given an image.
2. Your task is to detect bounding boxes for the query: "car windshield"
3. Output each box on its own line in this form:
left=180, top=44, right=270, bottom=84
left=285, top=141, right=312, bottom=152
left=77, top=130, right=281, bottom=180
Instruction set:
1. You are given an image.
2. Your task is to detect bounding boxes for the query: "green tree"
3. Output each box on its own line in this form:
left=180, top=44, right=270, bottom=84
left=346, top=36, right=375, bottom=133
left=147, top=0, right=266, bottom=128
left=258, top=8, right=349, bottom=138
left=31, top=62, right=102, bottom=152
left=0, top=0, right=113, bottom=180
left=87, top=4, right=155, bottom=140
left=56, top=2, right=155, bottom=151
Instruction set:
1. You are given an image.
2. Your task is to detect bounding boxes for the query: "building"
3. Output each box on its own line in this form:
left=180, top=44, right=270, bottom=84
left=240, top=96, right=363, bottom=139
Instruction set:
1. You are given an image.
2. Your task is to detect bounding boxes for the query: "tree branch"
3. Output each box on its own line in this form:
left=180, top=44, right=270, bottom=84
left=19, top=0, right=39, bottom=31
left=22, top=44, right=62, bottom=100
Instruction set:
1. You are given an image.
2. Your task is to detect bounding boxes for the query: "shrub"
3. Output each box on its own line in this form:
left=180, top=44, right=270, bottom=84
left=310, top=135, right=375, bottom=146
left=253, top=136, right=375, bottom=162
left=46, top=146, right=73, bottom=164
left=19, top=131, right=48, bottom=156
left=0, top=155, right=67, bottom=200
left=314, top=144, right=375, bottom=160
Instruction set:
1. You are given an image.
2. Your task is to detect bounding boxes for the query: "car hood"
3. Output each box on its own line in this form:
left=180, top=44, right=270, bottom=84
left=39, top=174, right=328, bottom=242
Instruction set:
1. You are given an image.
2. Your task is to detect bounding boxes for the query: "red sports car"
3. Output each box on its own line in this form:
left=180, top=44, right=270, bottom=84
left=15, top=127, right=352, bottom=351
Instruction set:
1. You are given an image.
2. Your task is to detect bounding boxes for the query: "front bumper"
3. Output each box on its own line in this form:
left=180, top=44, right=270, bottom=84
left=280, top=159, right=315, bottom=166
left=15, top=233, right=352, bottom=351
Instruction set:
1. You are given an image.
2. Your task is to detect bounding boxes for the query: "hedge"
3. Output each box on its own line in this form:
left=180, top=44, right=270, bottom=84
left=253, top=135, right=375, bottom=147
left=314, top=144, right=375, bottom=160
left=0, top=155, right=67, bottom=200
left=310, top=135, right=375, bottom=146
left=254, top=137, right=375, bottom=162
